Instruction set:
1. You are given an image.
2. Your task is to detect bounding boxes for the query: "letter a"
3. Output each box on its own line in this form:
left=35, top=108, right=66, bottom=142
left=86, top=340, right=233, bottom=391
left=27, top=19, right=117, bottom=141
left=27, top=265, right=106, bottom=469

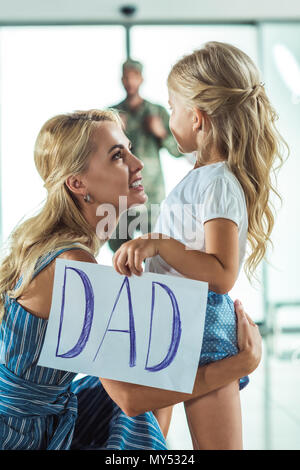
left=145, top=282, right=182, bottom=372
left=56, top=267, right=94, bottom=358
left=93, top=277, right=136, bottom=367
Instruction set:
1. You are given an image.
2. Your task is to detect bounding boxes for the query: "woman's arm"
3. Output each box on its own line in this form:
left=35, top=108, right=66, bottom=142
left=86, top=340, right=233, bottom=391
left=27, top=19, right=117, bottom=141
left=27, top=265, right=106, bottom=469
left=113, top=218, right=239, bottom=294
left=19, top=249, right=261, bottom=417
left=100, top=300, right=261, bottom=416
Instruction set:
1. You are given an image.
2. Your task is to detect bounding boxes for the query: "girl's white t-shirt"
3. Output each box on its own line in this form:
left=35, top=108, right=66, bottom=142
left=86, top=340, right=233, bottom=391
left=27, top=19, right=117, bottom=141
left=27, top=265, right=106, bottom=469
left=145, top=161, right=248, bottom=277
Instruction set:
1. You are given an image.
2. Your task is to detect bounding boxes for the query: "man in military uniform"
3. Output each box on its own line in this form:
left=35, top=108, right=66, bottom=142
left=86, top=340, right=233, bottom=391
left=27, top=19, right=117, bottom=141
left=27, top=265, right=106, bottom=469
left=108, top=59, right=182, bottom=252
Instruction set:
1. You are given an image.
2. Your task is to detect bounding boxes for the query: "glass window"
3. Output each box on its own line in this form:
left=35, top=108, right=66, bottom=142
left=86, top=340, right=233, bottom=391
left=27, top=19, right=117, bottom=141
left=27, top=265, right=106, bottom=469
left=0, top=26, right=126, bottom=242
left=131, top=25, right=258, bottom=112
left=260, top=23, right=300, bottom=309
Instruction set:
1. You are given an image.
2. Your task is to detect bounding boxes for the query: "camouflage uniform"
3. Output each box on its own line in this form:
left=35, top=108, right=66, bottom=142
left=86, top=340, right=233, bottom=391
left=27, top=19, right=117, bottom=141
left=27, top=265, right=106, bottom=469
left=108, top=98, right=182, bottom=252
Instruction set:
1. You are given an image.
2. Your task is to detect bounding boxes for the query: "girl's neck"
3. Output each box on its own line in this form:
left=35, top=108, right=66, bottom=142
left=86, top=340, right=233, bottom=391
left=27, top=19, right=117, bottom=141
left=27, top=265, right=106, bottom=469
left=194, top=154, right=226, bottom=169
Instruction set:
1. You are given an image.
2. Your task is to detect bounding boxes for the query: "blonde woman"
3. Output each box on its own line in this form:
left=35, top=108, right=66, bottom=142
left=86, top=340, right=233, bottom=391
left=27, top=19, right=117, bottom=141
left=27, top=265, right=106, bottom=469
left=0, top=109, right=261, bottom=450
left=113, top=42, right=287, bottom=449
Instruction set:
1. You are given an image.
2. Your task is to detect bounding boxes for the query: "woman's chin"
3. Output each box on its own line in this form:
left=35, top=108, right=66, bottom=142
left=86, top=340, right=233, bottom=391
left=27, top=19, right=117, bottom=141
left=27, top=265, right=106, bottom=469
left=131, top=192, right=148, bottom=207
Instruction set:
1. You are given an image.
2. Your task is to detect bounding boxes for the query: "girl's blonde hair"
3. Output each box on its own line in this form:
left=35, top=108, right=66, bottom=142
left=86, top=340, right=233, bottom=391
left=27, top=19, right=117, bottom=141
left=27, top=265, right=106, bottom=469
left=168, top=41, right=288, bottom=280
left=0, top=109, right=122, bottom=320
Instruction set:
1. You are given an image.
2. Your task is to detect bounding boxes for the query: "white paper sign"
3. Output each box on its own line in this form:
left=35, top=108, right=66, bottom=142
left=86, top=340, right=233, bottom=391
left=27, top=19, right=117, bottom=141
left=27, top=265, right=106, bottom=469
left=38, top=259, right=208, bottom=393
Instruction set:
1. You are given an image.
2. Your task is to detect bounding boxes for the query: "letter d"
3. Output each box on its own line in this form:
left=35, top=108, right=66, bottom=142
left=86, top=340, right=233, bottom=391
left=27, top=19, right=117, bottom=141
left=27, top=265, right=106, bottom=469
left=145, top=282, right=182, bottom=372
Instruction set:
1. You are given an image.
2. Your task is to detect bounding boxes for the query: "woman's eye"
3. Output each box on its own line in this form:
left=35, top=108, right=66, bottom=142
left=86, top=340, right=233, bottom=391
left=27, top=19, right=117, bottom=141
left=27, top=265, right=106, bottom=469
left=112, top=151, right=123, bottom=161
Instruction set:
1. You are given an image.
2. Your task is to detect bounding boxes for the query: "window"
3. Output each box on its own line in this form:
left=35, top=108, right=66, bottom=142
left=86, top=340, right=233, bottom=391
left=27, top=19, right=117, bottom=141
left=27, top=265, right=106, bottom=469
left=0, top=26, right=126, bottom=241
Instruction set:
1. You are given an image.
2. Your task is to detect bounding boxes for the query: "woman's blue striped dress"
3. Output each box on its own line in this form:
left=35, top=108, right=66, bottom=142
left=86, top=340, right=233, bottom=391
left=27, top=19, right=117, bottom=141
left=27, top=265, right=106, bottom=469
left=0, top=248, right=167, bottom=450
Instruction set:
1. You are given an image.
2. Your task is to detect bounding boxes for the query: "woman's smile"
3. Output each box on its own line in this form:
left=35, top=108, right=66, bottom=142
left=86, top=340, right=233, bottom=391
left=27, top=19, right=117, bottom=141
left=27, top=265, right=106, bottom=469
left=129, top=177, right=144, bottom=191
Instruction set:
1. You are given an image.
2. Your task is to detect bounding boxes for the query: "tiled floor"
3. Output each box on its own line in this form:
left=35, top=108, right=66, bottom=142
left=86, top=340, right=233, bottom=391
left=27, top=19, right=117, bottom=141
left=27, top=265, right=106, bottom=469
left=166, top=334, right=300, bottom=450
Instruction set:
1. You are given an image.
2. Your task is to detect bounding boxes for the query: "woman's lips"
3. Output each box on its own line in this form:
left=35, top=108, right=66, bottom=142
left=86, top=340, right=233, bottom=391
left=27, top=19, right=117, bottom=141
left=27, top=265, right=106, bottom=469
left=130, top=184, right=144, bottom=191
left=129, top=179, right=144, bottom=190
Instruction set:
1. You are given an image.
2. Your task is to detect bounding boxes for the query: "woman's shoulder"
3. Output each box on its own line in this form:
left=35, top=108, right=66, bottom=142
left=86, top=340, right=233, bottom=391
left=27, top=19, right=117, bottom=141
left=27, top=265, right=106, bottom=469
left=17, top=248, right=97, bottom=319
left=57, top=248, right=97, bottom=264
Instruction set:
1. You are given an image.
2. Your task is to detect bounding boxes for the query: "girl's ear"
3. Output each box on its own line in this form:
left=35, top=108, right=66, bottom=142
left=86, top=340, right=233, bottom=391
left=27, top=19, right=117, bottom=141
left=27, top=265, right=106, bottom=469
left=192, top=108, right=203, bottom=131
left=65, top=175, right=86, bottom=196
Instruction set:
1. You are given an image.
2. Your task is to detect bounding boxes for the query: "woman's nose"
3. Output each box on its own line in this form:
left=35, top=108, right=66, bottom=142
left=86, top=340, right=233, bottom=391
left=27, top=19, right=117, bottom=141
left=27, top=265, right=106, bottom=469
left=129, top=151, right=144, bottom=172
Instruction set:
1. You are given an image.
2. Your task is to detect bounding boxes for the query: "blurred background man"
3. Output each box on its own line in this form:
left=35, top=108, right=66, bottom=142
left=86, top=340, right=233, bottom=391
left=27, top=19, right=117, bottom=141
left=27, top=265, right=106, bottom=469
left=108, top=59, right=183, bottom=253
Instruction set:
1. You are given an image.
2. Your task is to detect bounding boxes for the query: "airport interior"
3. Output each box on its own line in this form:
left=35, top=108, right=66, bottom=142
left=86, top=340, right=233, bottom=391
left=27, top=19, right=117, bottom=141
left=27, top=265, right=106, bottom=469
left=0, top=0, right=299, bottom=451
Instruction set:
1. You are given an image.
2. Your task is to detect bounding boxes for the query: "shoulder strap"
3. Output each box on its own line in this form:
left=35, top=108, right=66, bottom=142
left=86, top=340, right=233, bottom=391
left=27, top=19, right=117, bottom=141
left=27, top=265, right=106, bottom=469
left=32, top=246, right=81, bottom=280
left=10, top=245, right=89, bottom=294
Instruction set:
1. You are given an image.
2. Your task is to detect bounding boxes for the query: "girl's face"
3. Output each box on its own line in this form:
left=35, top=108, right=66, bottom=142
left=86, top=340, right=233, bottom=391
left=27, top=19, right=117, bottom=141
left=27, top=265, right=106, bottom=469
left=168, top=89, right=199, bottom=154
left=80, top=121, right=147, bottom=212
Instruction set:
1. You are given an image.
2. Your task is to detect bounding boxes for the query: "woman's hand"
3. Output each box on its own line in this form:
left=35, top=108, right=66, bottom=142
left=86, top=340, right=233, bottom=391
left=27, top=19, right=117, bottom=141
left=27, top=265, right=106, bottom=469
left=100, top=298, right=262, bottom=416
left=113, top=233, right=159, bottom=277
left=234, top=299, right=262, bottom=373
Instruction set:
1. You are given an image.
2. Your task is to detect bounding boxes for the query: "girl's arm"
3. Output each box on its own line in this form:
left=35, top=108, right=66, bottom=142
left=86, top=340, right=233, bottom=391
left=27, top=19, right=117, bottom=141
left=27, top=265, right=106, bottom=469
left=100, top=300, right=261, bottom=416
left=113, top=218, right=239, bottom=294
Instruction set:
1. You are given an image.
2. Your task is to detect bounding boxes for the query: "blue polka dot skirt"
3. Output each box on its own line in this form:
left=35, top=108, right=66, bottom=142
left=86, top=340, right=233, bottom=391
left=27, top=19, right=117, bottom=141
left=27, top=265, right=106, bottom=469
left=199, top=291, right=249, bottom=390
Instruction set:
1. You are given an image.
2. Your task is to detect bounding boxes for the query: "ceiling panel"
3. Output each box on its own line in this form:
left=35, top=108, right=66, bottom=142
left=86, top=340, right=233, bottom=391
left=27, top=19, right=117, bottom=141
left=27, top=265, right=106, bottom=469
left=0, top=0, right=299, bottom=24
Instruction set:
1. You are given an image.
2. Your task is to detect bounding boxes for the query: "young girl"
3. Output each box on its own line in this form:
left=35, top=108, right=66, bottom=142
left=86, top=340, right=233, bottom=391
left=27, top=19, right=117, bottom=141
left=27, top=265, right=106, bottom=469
left=112, top=41, right=287, bottom=449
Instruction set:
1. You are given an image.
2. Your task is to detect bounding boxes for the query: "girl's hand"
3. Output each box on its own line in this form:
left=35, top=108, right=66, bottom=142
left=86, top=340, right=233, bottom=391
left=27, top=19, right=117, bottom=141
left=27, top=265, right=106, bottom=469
left=234, top=299, right=262, bottom=373
left=113, top=233, right=159, bottom=277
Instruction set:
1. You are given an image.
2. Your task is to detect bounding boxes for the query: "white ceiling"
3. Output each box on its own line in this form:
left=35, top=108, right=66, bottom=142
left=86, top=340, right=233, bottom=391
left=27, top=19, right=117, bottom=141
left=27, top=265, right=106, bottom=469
left=0, top=0, right=299, bottom=23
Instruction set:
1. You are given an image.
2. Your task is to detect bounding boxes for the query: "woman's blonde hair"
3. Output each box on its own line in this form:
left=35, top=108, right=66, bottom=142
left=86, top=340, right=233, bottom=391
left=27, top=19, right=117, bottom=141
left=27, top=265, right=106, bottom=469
left=0, top=109, right=122, bottom=320
left=168, top=41, right=288, bottom=280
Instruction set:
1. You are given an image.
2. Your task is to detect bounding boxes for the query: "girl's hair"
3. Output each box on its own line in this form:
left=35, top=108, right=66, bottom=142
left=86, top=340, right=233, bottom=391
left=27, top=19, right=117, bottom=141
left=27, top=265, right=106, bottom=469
left=168, top=41, right=288, bottom=280
left=0, top=109, right=122, bottom=320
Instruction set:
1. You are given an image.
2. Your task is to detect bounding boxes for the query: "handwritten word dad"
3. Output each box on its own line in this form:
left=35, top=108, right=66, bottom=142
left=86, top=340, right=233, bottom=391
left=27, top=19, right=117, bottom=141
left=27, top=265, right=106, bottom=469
left=56, top=267, right=182, bottom=373
left=38, top=260, right=208, bottom=393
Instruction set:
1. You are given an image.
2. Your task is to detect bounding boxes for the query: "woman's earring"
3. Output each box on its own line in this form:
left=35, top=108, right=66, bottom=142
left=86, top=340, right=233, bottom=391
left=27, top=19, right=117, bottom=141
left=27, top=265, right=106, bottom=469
left=83, top=193, right=91, bottom=203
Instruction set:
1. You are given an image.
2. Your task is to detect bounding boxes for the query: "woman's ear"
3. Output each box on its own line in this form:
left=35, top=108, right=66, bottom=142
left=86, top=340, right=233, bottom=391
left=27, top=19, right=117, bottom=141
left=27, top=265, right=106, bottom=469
left=192, top=108, right=203, bottom=132
left=65, top=175, right=86, bottom=196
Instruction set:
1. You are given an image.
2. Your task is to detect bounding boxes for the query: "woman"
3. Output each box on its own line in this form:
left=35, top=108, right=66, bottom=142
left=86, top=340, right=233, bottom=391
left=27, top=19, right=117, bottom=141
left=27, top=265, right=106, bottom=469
left=0, top=109, right=261, bottom=450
